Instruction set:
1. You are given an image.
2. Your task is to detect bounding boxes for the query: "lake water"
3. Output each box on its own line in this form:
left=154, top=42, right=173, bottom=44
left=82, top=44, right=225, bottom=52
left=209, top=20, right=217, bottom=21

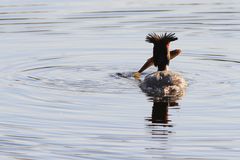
left=0, top=0, right=240, bottom=159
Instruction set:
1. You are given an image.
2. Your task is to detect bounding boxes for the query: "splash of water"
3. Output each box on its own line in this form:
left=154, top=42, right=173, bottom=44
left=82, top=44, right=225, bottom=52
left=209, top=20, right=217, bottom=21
left=140, top=71, right=187, bottom=98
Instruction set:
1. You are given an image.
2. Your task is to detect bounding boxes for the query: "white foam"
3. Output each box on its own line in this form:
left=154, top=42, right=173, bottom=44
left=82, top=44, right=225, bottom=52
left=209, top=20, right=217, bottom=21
left=140, top=71, right=187, bottom=98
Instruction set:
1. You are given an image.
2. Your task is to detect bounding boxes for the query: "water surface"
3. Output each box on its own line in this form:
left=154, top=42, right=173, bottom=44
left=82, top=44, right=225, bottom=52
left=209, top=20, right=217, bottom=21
left=0, top=0, right=240, bottom=159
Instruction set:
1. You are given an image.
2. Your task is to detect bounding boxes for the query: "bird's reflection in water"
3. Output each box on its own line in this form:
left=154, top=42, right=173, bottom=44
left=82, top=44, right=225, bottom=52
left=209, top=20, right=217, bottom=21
left=151, top=100, right=179, bottom=125
left=145, top=97, right=180, bottom=137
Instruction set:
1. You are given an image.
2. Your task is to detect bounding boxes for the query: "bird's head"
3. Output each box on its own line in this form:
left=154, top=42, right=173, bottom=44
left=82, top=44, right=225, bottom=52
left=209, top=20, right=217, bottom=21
left=145, top=32, right=178, bottom=71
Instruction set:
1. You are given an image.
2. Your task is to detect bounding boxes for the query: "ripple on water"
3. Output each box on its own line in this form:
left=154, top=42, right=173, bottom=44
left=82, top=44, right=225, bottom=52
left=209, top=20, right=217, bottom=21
left=0, top=1, right=240, bottom=160
left=1, top=55, right=139, bottom=99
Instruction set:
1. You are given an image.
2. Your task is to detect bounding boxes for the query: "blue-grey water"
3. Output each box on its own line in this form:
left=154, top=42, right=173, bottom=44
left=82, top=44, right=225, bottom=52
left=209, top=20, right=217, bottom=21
left=0, top=0, right=240, bottom=159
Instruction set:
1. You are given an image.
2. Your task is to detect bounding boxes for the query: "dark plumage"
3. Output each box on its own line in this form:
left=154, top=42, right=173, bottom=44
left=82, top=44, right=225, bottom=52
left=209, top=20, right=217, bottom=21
left=146, top=32, right=178, bottom=44
left=146, top=33, right=178, bottom=71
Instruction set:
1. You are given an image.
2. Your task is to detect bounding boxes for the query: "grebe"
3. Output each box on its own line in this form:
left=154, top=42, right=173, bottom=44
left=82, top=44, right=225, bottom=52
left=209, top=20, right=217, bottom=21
left=134, top=32, right=187, bottom=97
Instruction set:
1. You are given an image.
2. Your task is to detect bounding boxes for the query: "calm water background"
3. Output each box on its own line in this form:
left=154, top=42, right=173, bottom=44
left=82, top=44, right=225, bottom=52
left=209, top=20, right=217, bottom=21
left=0, top=0, right=240, bottom=159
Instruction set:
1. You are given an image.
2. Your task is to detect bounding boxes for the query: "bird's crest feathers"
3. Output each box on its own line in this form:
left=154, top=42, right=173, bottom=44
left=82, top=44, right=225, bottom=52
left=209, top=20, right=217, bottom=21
left=146, top=32, right=178, bottom=44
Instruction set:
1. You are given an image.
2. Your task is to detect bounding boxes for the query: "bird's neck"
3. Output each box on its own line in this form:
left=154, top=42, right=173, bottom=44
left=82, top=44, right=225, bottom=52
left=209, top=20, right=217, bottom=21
left=157, top=65, right=169, bottom=71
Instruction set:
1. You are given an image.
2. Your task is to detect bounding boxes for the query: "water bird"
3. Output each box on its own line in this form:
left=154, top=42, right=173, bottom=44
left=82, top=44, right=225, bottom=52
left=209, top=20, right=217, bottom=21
left=134, top=32, right=187, bottom=97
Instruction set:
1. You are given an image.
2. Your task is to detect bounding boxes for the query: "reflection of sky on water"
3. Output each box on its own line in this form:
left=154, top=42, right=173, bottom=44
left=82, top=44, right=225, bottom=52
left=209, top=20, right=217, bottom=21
left=0, top=0, right=240, bottom=160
